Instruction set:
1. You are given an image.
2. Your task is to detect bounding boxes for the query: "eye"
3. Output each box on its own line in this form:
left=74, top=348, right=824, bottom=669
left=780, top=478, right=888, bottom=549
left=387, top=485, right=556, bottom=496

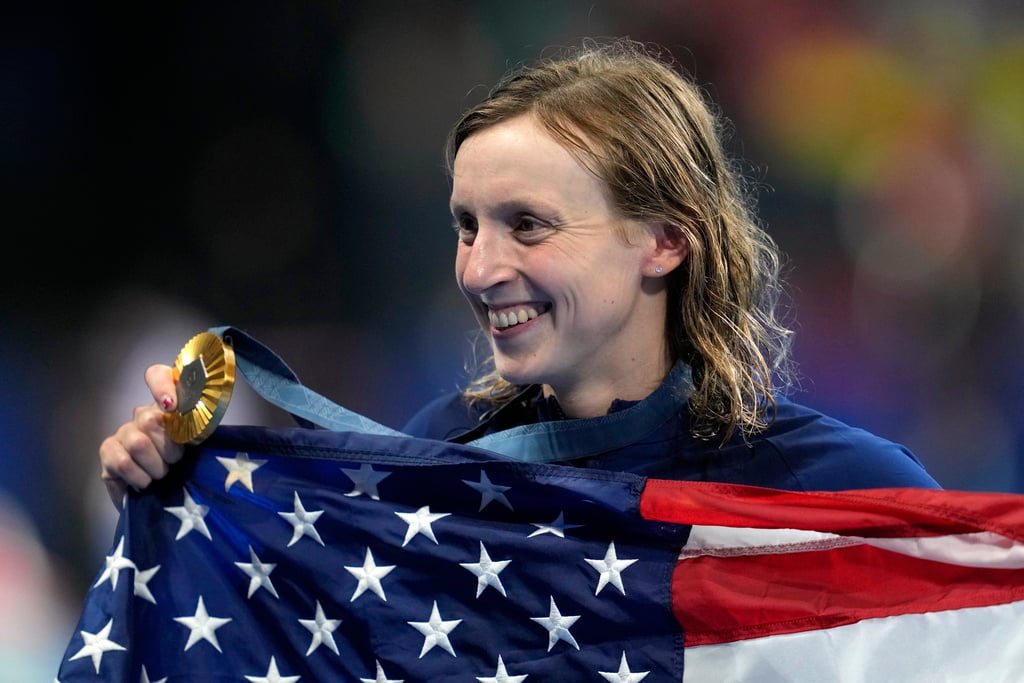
left=452, top=214, right=477, bottom=244
left=513, top=215, right=540, bottom=232
left=512, top=214, right=551, bottom=242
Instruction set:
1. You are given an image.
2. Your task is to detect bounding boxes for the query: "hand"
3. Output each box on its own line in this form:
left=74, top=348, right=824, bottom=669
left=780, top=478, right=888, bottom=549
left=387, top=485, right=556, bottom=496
left=99, top=364, right=185, bottom=509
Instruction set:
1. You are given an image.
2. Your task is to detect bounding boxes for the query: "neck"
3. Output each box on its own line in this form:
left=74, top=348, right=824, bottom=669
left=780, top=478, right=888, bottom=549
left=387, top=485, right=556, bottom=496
left=541, top=356, right=671, bottom=419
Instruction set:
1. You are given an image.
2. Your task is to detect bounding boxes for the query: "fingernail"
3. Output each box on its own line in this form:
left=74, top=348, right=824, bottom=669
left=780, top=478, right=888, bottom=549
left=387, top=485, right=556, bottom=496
left=161, top=395, right=175, bottom=411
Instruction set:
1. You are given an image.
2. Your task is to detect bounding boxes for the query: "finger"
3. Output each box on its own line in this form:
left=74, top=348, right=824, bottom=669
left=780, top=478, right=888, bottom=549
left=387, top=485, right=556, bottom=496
left=132, top=404, right=186, bottom=465
left=145, top=363, right=178, bottom=412
left=99, top=432, right=157, bottom=493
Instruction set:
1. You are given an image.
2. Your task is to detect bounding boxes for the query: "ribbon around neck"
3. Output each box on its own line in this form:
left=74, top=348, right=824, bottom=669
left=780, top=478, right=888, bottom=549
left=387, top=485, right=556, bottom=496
left=209, top=326, right=692, bottom=464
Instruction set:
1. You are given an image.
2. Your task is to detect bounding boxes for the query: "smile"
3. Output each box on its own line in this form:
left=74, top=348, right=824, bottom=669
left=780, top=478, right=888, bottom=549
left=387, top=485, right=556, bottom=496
left=488, top=305, right=545, bottom=329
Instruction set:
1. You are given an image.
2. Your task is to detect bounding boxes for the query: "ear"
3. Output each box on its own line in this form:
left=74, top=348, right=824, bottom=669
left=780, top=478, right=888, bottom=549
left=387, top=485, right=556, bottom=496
left=642, top=222, right=688, bottom=277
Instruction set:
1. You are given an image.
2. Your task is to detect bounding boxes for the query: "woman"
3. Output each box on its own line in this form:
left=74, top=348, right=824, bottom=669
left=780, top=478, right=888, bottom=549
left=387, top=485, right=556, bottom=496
left=99, top=39, right=939, bottom=508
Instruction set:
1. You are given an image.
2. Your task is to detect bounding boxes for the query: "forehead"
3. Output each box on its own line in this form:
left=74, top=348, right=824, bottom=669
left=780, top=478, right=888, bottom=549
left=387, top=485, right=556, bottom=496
left=449, top=115, right=608, bottom=212
left=450, top=116, right=610, bottom=219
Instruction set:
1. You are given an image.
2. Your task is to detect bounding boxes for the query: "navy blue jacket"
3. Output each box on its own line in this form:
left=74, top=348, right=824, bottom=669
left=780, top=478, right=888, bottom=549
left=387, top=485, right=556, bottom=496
left=403, top=373, right=941, bottom=493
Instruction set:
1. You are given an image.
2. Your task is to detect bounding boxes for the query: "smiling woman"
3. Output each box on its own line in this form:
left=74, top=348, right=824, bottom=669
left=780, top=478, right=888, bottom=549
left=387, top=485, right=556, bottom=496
left=450, top=114, right=684, bottom=417
left=99, top=37, right=940, bottom=516
left=440, top=39, right=790, bottom=441
left=398, top=38, right=941, bottom=492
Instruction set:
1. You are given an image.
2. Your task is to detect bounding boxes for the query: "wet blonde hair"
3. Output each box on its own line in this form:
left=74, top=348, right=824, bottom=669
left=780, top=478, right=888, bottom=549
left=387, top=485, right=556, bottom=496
left=445, top=38, right=793, bottom=440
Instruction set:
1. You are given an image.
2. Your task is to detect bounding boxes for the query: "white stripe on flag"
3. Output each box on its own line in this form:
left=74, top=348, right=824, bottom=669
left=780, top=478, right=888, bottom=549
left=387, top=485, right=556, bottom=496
left=683, top=598, right=1024, bottom=683
left=864, top=531, right=1024, bottom=568
left=684, top=526, right=1024, bottom=569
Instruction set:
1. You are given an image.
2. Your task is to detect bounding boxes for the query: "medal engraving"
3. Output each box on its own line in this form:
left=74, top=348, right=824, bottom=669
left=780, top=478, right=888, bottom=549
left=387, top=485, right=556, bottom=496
left=176, top=356, right=209, bottom=413
left=165, top=332, right=236, bottom=444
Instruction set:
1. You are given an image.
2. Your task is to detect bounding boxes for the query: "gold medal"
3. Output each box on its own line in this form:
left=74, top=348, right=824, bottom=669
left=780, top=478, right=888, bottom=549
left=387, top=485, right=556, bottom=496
left=165, top=331, right=236, bottom=444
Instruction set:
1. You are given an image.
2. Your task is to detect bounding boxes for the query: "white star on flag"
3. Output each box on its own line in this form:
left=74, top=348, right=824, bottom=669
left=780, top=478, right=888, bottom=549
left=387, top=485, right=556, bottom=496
left=217, top=451, right=267, bottom=492
left=528, top=511, right=582, bottom=538
left=164, top=489, right=212, bottom=540
left=93, top=536, right=136, bottom=590
left=139, top=664, right=168, bottom=683
left=407, top=600, right=462, bottom=657
left=395, top=505, right=451, bottom=546
left=133, top=564, right=161, bottom=604
left=299, top=600, right=342, bottom=655
left=598, top=651, right=650, bottom=682
left=342, top=463, right=392, bottom=500
left=359, top=659, right=404, bottom=683
left=531, top=596, right=580, bottom=651
left=477, top=654, right=529, bottom=682
left=244, top=655, right=301, bottom=683
left=460, top=541, right=511, bottom=597
left=585, top=541, right=638, bottom=595
left=345, top=547, right=395, bottom=602
left=462, top=470, right=513, bottom=511
left=278, top=491, right=325, bottom=547
left=68, top=618, right=126, bottom=674
left=174, top=596, right=232, bottom=652
left=235, top=545, right=280, bottom=598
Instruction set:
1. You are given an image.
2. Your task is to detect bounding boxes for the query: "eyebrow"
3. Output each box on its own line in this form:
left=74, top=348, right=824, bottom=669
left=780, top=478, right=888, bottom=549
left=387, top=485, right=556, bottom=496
left=449, top=197, right=555, bottom=219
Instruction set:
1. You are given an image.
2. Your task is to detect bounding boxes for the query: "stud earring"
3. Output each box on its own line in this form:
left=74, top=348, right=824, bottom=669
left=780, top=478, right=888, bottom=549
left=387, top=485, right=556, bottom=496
left=655, top=265, right=664, bottom=273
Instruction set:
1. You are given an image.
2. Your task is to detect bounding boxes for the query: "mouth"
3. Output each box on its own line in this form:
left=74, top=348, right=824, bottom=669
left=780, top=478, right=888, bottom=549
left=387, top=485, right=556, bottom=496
left=487, top=303, right=550, bottom=330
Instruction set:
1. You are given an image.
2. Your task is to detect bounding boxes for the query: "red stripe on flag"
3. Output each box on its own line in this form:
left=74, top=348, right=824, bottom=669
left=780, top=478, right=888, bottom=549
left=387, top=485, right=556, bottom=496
left=673, top=537, right=1024, bottom=646
left=639, top=480, right=1024, bottom=540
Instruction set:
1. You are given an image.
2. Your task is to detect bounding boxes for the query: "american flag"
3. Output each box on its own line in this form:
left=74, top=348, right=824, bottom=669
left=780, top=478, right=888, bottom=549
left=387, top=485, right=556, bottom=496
left=57, top=426, right=1024, bottom=682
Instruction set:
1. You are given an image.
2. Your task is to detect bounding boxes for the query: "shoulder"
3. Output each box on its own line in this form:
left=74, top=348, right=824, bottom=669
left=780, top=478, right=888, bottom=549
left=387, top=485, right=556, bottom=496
left=401, top=391, right=480, bottom=440
left=750, top=395, right=941, bottom=490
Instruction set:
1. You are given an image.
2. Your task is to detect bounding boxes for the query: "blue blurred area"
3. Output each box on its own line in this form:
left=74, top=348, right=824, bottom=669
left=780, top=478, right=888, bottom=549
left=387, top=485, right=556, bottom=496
left=2, top=1, right=1022, bottom=669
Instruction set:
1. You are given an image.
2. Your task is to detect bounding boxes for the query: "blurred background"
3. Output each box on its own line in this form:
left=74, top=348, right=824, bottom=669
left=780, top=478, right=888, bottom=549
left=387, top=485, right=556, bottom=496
left=4, top=0, right=1023, bottom=677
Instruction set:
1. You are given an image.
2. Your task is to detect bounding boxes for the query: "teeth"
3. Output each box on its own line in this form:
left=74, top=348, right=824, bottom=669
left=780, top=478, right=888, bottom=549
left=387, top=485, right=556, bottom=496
left=489, top=307, right=540, bottom=329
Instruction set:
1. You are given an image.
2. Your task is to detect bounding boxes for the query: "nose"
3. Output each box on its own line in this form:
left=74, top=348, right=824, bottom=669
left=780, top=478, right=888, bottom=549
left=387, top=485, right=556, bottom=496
left=457, top=225, right=518, bottom=295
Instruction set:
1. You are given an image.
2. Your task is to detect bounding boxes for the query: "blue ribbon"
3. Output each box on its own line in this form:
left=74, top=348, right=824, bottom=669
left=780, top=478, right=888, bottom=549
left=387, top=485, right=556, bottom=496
left=211, top=326, right=693, bottom=464
left=212, top=326, right=406, bottom=438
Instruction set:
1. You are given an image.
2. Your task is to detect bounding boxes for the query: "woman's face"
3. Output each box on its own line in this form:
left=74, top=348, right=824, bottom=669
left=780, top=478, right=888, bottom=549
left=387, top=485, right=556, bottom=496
left=450, top=115, right=670, bottom=406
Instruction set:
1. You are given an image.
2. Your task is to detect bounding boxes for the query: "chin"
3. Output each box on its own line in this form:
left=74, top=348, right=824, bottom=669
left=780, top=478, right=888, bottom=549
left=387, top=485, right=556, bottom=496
left=493, top=359, right=543, bottom=386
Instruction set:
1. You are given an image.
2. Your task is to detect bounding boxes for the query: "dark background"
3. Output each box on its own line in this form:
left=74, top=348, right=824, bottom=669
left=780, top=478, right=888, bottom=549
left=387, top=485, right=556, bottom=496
left=3, top=1, right=1023, bottom=674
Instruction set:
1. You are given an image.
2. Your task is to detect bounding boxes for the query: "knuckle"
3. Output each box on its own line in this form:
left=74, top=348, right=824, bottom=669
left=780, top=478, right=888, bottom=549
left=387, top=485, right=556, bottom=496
left=121, top=429, right=150, bottom=455
left=132, top=404, right=158, bottom=423
left=108, top=449, right=137, bottom=476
